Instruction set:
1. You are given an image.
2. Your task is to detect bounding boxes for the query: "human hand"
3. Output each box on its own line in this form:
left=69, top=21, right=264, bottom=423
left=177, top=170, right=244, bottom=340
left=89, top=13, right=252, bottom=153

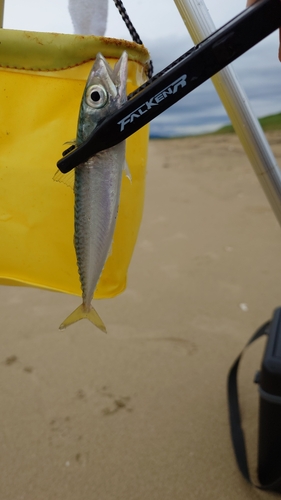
left=246, top=0, right=281, bottom=61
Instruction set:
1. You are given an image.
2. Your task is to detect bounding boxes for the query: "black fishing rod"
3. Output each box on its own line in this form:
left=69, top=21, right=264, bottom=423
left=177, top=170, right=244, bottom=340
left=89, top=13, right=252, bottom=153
left=57, top=0, right=281, bottom=173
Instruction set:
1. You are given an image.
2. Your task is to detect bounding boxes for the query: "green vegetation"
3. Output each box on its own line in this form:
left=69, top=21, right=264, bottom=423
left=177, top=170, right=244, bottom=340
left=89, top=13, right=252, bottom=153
left=214, top=112, right=281, bottom=134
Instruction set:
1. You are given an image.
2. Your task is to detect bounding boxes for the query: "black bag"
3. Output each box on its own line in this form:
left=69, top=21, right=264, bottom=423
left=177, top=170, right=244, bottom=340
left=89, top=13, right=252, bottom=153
left=228, top=307, right=281, bottom=492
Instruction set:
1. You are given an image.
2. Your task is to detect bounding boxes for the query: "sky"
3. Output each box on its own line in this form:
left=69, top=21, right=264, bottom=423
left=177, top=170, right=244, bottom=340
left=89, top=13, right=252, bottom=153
left=3, top=0, right=281, bottom=136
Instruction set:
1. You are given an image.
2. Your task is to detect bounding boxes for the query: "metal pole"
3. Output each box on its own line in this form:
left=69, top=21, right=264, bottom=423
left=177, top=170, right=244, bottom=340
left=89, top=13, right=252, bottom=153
left=174, top=0, right=281, bottom=227
left=0, top=0, right=4, bottom=28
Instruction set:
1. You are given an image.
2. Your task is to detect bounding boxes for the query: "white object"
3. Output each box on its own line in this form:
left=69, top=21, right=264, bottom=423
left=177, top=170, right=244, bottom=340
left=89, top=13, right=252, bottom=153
left=239, top=303, right=249, bottom=312
left=174, top=0, right=281, bottom=227
left=68, top=0, right=108, bottom=36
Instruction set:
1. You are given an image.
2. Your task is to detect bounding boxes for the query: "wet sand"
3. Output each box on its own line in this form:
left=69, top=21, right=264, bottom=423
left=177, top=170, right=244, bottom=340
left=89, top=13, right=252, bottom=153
left=1, top=131, right=281, bottom=499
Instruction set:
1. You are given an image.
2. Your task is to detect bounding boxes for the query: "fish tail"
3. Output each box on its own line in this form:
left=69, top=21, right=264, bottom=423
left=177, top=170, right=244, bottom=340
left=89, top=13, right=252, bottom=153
left=59, top=304, right=107, bottom=333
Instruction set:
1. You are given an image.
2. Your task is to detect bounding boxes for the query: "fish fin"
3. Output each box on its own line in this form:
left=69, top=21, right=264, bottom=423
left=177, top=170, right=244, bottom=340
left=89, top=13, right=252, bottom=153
left=63, top=139, right=76, bottom=145
left=123, top=161, right=132, bottom=182
left=107, top=239, right=113, bottom=258
left=53, top=168, right=75, bottom=190
left=59, top=304, right=107, bottom=333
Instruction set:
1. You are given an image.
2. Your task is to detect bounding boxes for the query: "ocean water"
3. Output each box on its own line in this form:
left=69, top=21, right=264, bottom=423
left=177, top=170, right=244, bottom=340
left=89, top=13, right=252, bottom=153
left=148, top=33, right=281, bottom=138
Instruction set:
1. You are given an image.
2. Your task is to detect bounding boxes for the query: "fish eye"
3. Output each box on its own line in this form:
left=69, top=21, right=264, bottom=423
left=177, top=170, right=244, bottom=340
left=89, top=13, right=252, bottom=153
left=86, top=85, right=108, bottom=108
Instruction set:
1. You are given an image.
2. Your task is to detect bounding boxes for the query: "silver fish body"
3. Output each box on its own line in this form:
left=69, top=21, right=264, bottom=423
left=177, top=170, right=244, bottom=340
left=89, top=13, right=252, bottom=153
left=74, top=143, right=125, bottom=305
left=59, top=52, right=128, bottom=332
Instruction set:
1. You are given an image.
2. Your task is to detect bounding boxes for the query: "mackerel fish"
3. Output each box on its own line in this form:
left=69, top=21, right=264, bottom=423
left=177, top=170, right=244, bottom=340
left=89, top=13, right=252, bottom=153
left=59, top=52, right=128, bottom=332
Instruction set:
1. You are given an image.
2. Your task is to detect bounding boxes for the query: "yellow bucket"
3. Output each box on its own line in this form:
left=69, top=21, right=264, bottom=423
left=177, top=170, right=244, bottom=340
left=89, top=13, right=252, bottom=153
left=0, top=29, right=150, bottom=298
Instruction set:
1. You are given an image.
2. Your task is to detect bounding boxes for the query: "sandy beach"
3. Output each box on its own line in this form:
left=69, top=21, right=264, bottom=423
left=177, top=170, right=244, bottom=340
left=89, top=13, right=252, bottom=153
left=1, top=131, right=281, bottom=500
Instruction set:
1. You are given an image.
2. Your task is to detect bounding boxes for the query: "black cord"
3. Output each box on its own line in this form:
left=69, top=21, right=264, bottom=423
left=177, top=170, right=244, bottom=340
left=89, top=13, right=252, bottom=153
left=112, top=0, right=153, bottom=78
